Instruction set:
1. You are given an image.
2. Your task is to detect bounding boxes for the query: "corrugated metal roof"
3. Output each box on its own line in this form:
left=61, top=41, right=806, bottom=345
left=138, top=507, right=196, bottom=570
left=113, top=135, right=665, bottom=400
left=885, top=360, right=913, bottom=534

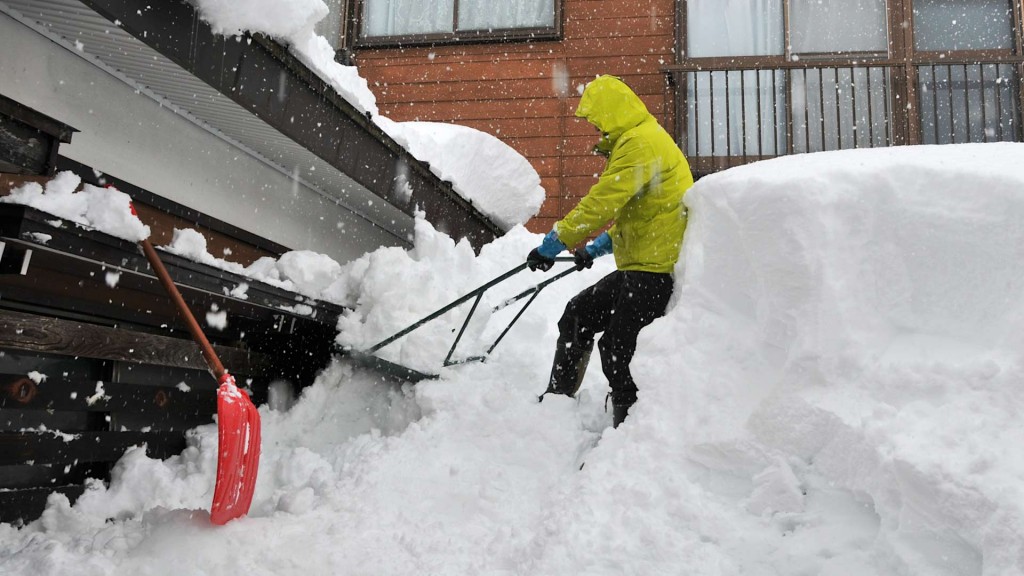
left=0, top=0, right=413, bottom=241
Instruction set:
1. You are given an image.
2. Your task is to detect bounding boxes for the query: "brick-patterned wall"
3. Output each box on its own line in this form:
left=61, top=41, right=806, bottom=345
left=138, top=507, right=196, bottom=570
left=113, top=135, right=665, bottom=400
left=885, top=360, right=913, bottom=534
left=354, top=0, right=676, bottom=238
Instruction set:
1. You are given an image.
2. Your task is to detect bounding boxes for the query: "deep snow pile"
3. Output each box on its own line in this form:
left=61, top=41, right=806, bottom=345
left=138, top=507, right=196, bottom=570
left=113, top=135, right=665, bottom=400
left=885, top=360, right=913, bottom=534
left=3, top=143, right=1024, bottom=576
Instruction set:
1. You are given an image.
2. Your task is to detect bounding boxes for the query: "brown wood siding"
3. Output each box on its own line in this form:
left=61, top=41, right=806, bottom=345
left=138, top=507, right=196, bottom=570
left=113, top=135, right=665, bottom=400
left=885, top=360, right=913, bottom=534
left=354, top=0, right=676, bottom=237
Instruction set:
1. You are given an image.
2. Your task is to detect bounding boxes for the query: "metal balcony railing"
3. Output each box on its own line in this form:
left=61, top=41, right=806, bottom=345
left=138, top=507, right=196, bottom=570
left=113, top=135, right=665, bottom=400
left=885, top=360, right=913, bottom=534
left=666, top=58, right=1024, bottom=175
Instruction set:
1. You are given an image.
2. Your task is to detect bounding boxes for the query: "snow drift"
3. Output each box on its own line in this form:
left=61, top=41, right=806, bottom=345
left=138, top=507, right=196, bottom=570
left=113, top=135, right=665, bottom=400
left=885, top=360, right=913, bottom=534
left=3, top=143, right=1024, bottom=576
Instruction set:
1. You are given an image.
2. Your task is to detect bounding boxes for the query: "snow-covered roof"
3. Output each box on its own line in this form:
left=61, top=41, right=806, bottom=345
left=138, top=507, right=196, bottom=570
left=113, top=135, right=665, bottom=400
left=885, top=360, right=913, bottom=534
left=0, top=0, right=504, bottom=248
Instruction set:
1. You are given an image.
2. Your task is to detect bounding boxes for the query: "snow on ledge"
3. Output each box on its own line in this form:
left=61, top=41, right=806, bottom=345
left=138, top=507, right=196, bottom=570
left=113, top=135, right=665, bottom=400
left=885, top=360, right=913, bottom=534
left=1, top=171, right=150, bottom=242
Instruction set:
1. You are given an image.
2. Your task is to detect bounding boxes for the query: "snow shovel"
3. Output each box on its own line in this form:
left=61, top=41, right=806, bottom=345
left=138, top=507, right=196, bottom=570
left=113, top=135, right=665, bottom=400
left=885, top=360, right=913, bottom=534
left=138, top=233, right=261, bottom=525
left=342, top=257, right=579, bottom=380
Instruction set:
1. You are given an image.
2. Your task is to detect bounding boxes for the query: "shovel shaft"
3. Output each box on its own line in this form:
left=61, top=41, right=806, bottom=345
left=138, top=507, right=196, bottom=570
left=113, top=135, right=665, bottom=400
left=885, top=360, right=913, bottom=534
left=140, top=238, right=227, bottom=379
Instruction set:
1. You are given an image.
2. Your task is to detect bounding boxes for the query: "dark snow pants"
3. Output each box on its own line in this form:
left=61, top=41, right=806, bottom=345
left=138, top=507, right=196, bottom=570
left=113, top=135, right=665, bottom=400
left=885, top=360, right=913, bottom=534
left=549, top=270, right=673, bottom=406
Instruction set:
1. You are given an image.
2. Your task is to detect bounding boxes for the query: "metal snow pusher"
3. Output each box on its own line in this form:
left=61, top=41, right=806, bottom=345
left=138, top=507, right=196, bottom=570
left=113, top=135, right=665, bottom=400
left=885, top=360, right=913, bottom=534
left=339, top=257, right=579, bottom=382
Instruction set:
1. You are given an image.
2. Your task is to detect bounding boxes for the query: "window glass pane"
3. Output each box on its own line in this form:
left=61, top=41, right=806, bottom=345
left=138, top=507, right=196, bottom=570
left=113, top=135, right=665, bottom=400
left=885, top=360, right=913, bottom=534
left=791, top=0, right=888, bottom=54
left=687, top=0, right=784, bottom=57
left=363, top=0, right=454, bottom=36
left=914, top=0, right=1014, bottom=51
left=458, top=0, right=554, bottom=30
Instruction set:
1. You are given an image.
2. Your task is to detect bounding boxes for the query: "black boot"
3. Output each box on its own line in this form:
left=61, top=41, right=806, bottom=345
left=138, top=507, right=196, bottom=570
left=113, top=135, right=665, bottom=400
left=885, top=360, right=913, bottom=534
left=538, top=337, right=593, bottom=402
left=612, top=403, right=630, bottom=428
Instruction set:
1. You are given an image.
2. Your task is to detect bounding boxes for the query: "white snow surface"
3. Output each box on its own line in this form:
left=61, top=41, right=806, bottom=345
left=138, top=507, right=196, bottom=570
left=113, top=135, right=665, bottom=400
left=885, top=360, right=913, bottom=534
left=161, top=228, right=340, bottom=302
left=4, top=144, right=1024, bottom=576
left=1, top=172, right=150, bottom=242
left=378, top=119, right=546, bottom=229
left=189, top=0, right=543, bottom=228
left=193, top=0, right=328, bottom=42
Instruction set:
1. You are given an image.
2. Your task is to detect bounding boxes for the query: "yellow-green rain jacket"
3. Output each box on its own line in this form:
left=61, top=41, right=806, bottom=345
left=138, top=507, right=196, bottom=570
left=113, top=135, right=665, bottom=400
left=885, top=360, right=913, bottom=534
left=555, top=75, right=693, bottom=274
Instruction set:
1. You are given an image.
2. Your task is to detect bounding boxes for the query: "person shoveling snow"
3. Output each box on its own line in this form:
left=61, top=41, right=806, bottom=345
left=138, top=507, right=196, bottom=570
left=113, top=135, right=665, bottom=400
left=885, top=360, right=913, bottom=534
left=529, top=75, right=694, bottom=427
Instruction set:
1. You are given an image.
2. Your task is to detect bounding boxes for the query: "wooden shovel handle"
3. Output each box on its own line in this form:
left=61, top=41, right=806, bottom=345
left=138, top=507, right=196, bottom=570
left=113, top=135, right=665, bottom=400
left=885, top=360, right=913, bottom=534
left=140, top=238, right=227, bottom=380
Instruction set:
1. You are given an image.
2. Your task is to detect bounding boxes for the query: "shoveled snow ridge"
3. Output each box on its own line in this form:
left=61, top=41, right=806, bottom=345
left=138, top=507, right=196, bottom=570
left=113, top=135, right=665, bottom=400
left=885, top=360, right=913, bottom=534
left=2, top=144, right=1024, bottom=576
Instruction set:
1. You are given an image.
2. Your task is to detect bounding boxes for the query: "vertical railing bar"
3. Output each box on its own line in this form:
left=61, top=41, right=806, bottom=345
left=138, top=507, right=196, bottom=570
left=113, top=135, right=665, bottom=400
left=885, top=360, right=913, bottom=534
left=818, top=68, right=827, bottom=151
left=756, top=69, right=764, bottom=158
left=883, top=65, right=892, bottom=146
left=725, top=71, right=733, bottom=158
left=786, top=68, right=796, bottom=155
left=995, top=64, right=1005, bottom=140
left=741, top=69, right=749, bottom=161
left=962, top=64, right=971, bottom=142
left=946, top=64, right=956, bottom=143
left=692, top=73, right=700, bottom=159
left=931, top=64, right=940, bottom=144
left=980, top=64, right=989, bottom=142
left=1017, top=62, right=1024, bottom=142
left=867, top=67, right=876, bottom=147
left=803, top=69, right=812, bottom=153
left=851, top=66, right=859, bottom=148
left=834, top=67, right=843, bottom=150
left=773, top=70, right=781, bottom=156
left=712, top=71, right=720, bottom=157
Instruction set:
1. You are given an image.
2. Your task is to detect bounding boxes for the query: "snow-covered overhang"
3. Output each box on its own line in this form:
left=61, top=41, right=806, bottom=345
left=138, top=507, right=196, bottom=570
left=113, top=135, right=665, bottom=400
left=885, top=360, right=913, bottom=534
left=0, top=0, right=503, bottom=249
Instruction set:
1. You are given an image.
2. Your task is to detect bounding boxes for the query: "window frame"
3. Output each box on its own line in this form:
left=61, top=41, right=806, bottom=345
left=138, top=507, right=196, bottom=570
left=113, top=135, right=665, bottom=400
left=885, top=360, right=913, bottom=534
left=349, top=0, right=564, bottom=48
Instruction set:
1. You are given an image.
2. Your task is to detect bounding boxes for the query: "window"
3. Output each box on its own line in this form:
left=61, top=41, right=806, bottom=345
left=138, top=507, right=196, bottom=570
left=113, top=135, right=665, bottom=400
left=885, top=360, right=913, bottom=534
left=790, top=0, right=888, bottom=55
left=357, top=0, right=559, bottom=45
left=913, top=0, right=1015, bottom=51
left=686, top=0, right=784, bottom=58
left=686, top=0, right=889, bottom=59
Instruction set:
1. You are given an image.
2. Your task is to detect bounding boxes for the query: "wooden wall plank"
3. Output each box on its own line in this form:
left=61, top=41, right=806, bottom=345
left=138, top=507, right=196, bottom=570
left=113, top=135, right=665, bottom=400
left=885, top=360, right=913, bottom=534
left=0, top=431, right=187, bottom=466
left=0, top=373, right=217, bottom=416
left=0, top=309, right=256, bottom=374
left=0, top=485, right=87, bottom=525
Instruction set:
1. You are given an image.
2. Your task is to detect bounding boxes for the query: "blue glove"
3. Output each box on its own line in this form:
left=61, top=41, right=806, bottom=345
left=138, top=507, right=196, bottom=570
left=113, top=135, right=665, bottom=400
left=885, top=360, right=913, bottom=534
left=527, top=230, right=566, bottom=271
left=586, top=231, right=613, bottom=258
left=573, top=232, right=613, bottom=271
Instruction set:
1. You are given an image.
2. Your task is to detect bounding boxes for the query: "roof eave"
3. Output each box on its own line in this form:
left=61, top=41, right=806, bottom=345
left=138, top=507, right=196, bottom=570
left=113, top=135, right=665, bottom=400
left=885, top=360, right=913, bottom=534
left=76, top=0, right=504, bottom=249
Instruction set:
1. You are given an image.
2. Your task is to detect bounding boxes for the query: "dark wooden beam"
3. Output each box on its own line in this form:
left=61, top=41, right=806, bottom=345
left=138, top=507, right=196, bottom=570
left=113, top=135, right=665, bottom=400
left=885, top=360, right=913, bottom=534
left=0, top=95, right=77, bottom=177
left=0, top=485, right=87, bottom=525
left=0, top=309, right=259, bottom=375
left=0, top=431, right=187, bottom=466
left=0, top=373, right=217, bottom=417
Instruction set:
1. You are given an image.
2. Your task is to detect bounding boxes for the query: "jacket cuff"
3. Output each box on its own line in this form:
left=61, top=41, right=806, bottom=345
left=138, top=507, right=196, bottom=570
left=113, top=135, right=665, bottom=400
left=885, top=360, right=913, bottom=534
left=585, top=231, right=613, bottom=258
left=537, top=230, right=567, bottom=259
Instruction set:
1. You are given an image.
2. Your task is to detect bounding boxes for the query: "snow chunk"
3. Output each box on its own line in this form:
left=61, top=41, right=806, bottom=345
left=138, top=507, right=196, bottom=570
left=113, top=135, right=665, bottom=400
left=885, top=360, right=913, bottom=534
left=85, top=382, right=109, bottom=406
left=193, top=0, right=327, bottom=41
left=1, top=172, right=150, bottom=242
left=206, top=304, right=227, bottom=330
left=378, top=119, right=544, bottom=228
left=276, top=251, right=341, bottom=294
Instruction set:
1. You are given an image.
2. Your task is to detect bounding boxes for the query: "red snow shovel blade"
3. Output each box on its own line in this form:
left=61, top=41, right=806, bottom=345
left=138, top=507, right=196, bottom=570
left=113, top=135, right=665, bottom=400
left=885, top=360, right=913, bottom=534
left=210, top=374, right=261, bottom=525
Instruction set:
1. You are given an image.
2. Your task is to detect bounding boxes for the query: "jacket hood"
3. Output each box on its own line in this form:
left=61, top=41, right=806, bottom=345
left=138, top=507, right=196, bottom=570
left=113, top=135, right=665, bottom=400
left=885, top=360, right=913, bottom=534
left=574, top=75, right=652, bottom=142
